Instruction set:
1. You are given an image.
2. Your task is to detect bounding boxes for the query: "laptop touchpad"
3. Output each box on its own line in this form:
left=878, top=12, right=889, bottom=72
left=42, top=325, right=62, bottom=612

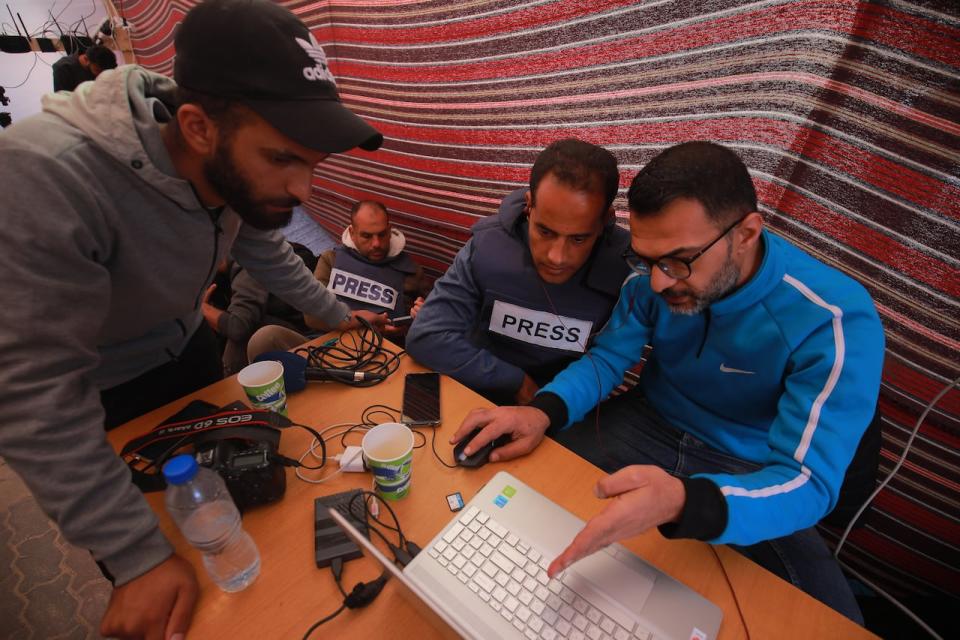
left=568, top=551, right=657, bottom=610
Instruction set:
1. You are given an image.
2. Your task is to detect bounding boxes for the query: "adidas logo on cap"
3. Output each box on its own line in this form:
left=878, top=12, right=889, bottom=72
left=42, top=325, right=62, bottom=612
left=295, top=34, right=336, bottom=84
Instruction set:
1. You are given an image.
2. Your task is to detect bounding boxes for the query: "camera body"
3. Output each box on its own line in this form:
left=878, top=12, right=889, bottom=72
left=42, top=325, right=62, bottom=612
left=122, top=403, right=293, bottom=510
left=196, top=438, right=286, bottom=511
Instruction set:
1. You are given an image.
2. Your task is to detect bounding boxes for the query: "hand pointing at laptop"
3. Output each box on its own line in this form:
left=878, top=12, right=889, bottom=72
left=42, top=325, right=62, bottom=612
left=546, top=467, right=686, bottom=578
left=451, top=406, right=687, bottom=576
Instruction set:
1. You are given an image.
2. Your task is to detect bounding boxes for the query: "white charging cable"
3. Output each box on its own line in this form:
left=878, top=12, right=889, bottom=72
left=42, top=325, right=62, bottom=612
left=295, top=422, right=370, bottom=484
left=834, top=373, right=958, bottom=640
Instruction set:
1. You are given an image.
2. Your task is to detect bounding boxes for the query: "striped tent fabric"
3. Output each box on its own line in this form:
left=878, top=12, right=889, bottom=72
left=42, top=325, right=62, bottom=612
left=124, top=0, right=959, bottom=612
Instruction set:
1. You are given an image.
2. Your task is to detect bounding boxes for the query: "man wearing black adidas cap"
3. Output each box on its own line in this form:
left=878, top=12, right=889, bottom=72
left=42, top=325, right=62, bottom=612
left=0, top=1, right=384, bottom=637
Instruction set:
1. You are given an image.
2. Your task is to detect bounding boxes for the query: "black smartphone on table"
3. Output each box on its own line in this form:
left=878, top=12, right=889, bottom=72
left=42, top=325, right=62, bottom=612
left=401, top=372, right=441, bottom=426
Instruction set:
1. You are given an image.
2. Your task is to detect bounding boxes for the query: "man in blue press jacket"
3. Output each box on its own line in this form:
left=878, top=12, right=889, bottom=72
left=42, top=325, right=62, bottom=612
left=453, top=142, right=884, bottom=624
left=407, top=139, right=631, bottom=405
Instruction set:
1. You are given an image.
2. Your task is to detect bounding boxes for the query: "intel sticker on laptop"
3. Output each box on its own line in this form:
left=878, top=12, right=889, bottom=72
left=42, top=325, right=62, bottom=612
left=493, top=485, right=516, bottom=508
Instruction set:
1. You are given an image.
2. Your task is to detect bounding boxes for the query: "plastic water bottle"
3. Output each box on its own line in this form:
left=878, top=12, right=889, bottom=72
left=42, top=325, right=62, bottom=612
left=163, top=454, right=261, bottom=592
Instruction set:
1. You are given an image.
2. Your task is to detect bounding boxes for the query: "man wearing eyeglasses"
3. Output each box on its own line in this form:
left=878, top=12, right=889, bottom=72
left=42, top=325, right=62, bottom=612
left=453, top=141, right=884, bottom=623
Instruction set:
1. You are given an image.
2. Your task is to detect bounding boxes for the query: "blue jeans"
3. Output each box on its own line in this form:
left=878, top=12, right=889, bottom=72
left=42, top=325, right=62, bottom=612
left=549, top=391, right=864, bottom=625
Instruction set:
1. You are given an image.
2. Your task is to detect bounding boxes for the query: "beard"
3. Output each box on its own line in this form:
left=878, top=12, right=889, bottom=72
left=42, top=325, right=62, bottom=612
left=203, top=141, right=299, bottom=230
left=664, top=244, right=741, bottom=315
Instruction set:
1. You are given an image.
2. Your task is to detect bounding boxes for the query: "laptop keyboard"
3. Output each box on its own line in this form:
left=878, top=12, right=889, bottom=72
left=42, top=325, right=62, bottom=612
left=428, top=506, right=657, bottom=640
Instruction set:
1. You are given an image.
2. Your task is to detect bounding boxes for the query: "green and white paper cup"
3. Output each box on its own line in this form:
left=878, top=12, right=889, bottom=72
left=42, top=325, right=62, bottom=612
left=362, top=422, right=414, bottom=500
left=237, top=360, right=287, bottom=416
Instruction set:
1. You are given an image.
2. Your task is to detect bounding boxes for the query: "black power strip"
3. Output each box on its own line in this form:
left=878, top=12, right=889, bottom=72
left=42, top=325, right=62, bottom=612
left=314, top=490, right=369, bottom=568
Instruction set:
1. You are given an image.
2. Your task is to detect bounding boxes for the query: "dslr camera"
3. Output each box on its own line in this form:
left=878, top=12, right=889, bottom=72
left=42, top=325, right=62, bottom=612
left=195, top=438, right=286, bottom=512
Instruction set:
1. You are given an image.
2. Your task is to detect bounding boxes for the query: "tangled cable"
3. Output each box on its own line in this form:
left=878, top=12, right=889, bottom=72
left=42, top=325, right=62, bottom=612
left=295, top=317, right=404, bottom=387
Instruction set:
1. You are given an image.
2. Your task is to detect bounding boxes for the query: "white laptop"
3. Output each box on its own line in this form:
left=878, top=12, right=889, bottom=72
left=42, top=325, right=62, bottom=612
left=330, top=471, right=722, bottom=640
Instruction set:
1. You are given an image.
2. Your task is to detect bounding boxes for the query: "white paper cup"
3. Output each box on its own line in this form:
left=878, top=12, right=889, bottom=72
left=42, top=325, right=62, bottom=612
left=362, top=422, right=414, bottom=500
left=237, top=360, right=287, bottom=416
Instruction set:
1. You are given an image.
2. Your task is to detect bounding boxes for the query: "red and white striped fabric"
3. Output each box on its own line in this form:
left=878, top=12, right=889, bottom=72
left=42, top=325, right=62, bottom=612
left=124, top=0, right=959, bottom=604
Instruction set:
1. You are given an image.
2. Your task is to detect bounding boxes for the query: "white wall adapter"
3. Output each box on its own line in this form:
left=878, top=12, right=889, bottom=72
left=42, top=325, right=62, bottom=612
left=339, top=446, right=366, bottom=473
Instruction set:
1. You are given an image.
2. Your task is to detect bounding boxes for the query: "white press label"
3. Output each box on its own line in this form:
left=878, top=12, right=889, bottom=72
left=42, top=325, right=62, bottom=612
left=328, top=268, right=398, bottom=310
left=488, top=300, right=592, bottom=352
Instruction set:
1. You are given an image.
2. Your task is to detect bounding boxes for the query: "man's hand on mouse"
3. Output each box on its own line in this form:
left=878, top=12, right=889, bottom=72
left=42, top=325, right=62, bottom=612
left=546, top=466, right=686, bottom=579
left=451, top=406, right=551, bottom=462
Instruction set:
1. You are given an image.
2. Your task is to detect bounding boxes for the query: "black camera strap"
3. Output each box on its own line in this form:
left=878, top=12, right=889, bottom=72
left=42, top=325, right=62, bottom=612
left=121, top=408, right=292, bottom=493
left=121, top=408, right=290, bottom=456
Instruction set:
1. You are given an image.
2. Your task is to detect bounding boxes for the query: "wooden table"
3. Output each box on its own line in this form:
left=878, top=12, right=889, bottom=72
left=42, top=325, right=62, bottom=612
left=108, top=340, right=875, bottom=640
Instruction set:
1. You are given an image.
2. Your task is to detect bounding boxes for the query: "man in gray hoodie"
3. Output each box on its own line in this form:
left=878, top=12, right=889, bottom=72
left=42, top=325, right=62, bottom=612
left=0, top=0, right=385, bottom=637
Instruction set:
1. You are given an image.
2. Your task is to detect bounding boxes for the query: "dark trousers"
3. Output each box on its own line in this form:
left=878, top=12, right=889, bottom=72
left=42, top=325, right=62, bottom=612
left=95, top=324, right=222, bottom=582
left=550, top=391, right=864, bottom=625
left=100, top=323, right=223, bottom=431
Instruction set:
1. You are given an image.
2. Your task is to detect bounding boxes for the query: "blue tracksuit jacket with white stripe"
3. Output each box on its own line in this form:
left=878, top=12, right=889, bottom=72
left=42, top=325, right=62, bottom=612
left=539, top=230, right=884, bottom=544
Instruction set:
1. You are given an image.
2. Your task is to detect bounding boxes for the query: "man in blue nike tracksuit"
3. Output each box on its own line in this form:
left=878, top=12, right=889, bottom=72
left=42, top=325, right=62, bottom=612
left=453, top=142, right=884, bottom=623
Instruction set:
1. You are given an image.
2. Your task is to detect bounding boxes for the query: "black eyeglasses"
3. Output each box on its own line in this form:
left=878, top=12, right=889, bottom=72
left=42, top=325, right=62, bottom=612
left=622, top=217, right=745, bottom=281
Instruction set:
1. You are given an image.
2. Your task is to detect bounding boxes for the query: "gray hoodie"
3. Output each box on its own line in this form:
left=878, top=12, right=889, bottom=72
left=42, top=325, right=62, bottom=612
left=0, top=66, right=350, bottom=584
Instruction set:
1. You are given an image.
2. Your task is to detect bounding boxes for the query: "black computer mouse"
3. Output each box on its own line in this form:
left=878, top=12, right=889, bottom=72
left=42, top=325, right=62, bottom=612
left=453, top=428, right=512, bottom=468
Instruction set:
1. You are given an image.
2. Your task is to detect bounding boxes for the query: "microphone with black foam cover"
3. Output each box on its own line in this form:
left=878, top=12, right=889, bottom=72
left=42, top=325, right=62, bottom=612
left=253, top=351, right=310, bottom=392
